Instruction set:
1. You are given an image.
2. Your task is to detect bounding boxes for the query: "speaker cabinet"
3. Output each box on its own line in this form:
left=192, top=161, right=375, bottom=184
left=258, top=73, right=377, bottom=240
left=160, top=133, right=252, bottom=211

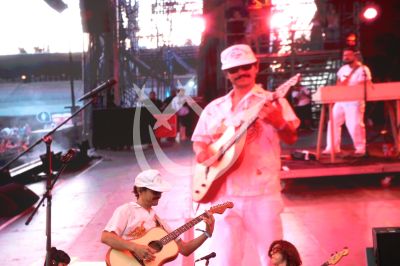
left=373, top=227, right=400, bottom=266
left=0, top=183, right=39, bottom=217
left=366, top=247, right=377, bottom=266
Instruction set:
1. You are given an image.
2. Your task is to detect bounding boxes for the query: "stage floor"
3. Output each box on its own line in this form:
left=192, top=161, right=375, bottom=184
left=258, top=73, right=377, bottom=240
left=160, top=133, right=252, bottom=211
left=0, top=132, right=400, bottom=266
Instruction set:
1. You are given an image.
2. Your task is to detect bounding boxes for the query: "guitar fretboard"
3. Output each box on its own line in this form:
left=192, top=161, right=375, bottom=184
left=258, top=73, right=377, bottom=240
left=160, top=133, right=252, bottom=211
left=160, top=213, right=208, bottom=245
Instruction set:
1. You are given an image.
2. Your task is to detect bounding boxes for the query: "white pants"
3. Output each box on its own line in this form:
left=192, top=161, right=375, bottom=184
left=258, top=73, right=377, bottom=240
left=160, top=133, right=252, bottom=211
left=207, top=194, right=283, bottom=266
left=325, top=101, right=366, bottom=153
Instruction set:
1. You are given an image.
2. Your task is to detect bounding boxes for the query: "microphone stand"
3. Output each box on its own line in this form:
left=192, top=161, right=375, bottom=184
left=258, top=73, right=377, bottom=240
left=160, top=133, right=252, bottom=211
left=194, top=250, right=216, bottom=265
left=362, top=65, right=368, bottom=157
left=0, top=79, right=112, bottom=266
left=24, top=98, right=96, bottom=266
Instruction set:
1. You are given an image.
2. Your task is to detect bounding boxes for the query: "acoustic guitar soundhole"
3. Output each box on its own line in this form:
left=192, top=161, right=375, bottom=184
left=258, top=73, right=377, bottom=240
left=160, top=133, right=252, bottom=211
left=148, top=240, right=163, bottom=252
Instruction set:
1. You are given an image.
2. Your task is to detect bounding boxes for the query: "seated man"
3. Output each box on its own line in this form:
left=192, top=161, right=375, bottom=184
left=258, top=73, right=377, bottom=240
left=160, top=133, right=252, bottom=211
left=101, top=169, right=215, bottom=264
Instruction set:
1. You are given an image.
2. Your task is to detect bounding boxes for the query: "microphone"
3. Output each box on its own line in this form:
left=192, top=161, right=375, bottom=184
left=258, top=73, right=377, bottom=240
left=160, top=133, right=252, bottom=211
left=78, top=78, right=117, bottom=101
left=61, top=148, right=78, bottom=163
left=195, top=252, right=216, bottom=262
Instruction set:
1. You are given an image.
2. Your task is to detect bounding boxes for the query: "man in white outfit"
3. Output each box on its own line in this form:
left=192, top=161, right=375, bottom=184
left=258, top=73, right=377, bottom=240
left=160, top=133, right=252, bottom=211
left=192, top=44, right=299, bottom=266
left=323, top=48, right=372, bottom=156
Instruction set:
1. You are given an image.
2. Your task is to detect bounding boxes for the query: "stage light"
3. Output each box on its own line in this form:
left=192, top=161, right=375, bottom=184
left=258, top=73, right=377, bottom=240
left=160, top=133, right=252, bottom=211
left=363, top=7, right=377, bottom=20
left=187, top=80, right=195, bottom=88
left=270, top=13, right=290, bottom=30
left=43, top=0, right=68, bottom=13
left=360, top=4, right=380, bottom=22
left=191, top=16, right=206, bottom=35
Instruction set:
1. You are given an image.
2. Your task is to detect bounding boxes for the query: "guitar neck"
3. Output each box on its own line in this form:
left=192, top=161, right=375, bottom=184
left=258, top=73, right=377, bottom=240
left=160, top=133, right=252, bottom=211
left=214, top=74, right=300, bottom=162
left=159, top=213, right=208, bottom=245
left=219, top=112, right=259, bottom=156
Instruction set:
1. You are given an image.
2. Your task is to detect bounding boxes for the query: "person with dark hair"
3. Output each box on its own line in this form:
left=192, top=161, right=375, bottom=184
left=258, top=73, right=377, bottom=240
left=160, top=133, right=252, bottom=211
left=45, top=247, right=71, bottom=266
left=148, top=91, right=163, bottom=110
left=101, top=169, right=215, bottom=264
left=268, top=240, right=302, bottom=266
left=323, top=48, right=372, bottom=156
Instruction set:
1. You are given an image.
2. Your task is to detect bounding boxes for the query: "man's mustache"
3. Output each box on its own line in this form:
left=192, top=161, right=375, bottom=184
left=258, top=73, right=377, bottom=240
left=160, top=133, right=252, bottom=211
left=235, top=74, right=251, bottom=81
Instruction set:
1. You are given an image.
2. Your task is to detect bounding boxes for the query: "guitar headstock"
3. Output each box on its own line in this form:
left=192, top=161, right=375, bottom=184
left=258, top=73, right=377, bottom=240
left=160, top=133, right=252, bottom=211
left=274, top=73, right=301, bottom=99
left=209, top=201, right=234, bottom=214
left=326, top=247, right=349, bottom=265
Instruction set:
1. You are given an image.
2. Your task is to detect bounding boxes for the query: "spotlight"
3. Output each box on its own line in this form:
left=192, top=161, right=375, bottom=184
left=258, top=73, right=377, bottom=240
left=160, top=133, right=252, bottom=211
left=360, top=4, right=380, bottom=22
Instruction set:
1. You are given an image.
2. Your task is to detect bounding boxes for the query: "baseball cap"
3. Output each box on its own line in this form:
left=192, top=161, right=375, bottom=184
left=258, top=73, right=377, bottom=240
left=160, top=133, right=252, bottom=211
left=220, top=44, right=257, bottom=70
left=134, top=169, right=171, bottom=192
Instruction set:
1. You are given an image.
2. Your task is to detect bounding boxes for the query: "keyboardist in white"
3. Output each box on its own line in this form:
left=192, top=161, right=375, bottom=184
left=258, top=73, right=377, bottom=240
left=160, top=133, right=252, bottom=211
left=323, top=48, right=372, bottom=156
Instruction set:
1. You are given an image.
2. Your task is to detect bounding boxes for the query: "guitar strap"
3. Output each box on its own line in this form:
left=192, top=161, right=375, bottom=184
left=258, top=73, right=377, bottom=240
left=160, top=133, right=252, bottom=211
left=340, top=65, right=360, bottom=85
left=153, top=213, right=165, bottom=229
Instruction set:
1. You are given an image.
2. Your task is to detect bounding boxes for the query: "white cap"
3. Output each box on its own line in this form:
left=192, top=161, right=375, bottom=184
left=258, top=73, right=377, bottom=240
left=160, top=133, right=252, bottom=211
left=220, top=44, right=257, bottom=70
left=134, top=169, right=171, bottom=192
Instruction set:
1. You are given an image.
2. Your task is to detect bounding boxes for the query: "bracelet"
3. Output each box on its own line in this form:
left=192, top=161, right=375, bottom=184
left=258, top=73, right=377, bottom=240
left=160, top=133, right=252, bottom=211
left=196, top=228, right=211, bottom=238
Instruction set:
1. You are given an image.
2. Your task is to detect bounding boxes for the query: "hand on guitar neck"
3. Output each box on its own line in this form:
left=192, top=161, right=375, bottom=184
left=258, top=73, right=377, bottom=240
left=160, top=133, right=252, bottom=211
left=194, top=142, right=218, bottom=166
left=258, top=100, right=286, bottom=130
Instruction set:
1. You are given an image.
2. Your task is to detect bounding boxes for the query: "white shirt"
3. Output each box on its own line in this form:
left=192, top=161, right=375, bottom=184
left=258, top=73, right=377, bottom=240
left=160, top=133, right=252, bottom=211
left=171, top=95, right=188, bottom=112
left=104, top=202, right=172, bottom=241
left=337, top=64, right=371, bottom=86
left=192, top=84, right=299, bottom=197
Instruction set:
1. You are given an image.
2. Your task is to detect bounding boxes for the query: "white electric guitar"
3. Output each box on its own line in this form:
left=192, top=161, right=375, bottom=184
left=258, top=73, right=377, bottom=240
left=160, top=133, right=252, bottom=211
left=192, top=74, right=301, bottom=203
left=106, top=202, right=233, bottom=266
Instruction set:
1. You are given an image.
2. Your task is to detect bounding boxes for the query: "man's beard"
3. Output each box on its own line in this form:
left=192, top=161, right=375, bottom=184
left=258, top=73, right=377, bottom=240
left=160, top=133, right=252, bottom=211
left=344, top=59, right=354, bottom=64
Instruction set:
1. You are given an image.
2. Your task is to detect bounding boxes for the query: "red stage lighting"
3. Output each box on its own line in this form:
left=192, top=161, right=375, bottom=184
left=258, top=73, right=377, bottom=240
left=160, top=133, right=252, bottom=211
left=360, top=4, right=380, bottom=22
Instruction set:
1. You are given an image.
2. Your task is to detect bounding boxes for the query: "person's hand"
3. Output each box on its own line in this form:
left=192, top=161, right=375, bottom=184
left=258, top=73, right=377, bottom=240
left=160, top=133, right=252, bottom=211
left=203, top=211, right=215, bottom=237
left=258, top=101, right=286, bottom=130
left=196, top=147, right=217, bottom=166
left=131, top=243, right=156, bottom=262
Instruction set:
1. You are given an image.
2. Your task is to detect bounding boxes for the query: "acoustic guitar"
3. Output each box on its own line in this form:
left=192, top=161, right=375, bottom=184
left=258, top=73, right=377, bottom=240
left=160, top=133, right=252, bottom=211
left=192, top=74, right=301, bottom=203
left=321, top=247, right=349, bottom=266
left=106, top=201, right=233, bottom=266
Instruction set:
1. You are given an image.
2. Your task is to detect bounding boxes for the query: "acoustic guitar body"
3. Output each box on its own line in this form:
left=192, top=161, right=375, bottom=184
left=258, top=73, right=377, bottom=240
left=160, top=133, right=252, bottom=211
left=107, top=227, right=179, bottom=266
